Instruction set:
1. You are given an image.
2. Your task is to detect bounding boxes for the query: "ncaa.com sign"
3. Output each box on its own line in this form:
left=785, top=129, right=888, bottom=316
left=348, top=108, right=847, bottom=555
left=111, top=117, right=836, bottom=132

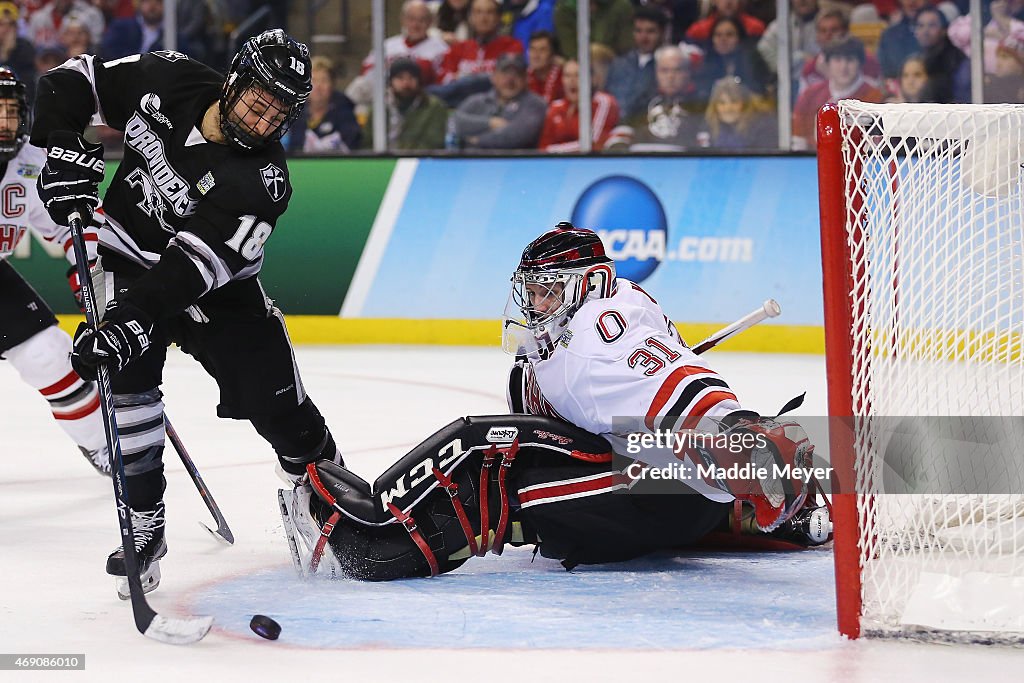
left=570, top=175, right=753, bottom=284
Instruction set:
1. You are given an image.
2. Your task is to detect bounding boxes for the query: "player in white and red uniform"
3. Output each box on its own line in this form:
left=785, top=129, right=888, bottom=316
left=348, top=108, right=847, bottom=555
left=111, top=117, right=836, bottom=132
left=0, top=66, right=107, bottom=474
left=280, top=224, right=827, bottom=582
left=503, top=223, right=816, bottom=529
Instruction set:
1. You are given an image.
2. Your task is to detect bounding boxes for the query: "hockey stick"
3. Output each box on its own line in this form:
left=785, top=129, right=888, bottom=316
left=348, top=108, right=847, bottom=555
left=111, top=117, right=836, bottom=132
left=68, top=209, right=213, bottom=645
left=691, top=299, right=781, bottom=355
left=165, top=418, right=234, bottom=545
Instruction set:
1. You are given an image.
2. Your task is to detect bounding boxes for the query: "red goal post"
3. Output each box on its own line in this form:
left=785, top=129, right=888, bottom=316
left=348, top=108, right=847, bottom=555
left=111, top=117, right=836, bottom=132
left=816, top=100, right=1024, bottom=643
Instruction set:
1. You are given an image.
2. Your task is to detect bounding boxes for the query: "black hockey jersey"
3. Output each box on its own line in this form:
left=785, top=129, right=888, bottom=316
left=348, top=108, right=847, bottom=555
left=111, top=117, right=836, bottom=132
left=31, top=51, right=293, bottom=317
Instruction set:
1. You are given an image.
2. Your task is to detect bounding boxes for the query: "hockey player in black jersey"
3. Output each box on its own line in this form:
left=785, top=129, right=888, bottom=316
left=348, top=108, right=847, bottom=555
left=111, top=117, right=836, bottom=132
left=30, top=30, right=344, bottom=598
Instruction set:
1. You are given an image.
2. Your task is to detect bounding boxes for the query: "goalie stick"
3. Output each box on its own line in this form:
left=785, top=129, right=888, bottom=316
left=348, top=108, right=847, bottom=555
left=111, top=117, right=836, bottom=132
left=68, top=209, right=213, bottom=645
left=691, top=299, right=781, bottom=355
left=165, top=418, right=234, bottom=544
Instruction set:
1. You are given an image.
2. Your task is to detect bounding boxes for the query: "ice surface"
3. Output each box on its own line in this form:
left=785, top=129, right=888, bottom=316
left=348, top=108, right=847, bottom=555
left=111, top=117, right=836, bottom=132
left=2, top=346, right=1022, bottom=680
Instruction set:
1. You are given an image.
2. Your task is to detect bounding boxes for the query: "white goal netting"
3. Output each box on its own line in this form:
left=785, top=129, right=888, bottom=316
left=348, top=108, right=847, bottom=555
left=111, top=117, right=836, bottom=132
left=838, top=100, right=1024, bottom=642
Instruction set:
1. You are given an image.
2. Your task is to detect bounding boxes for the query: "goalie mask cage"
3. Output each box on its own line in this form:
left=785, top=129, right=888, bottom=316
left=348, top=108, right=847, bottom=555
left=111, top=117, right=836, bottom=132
left=817, top=101, right=1024, bottom=643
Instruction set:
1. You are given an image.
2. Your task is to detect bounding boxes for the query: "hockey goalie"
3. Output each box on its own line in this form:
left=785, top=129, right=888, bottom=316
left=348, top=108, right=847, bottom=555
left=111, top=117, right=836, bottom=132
left=280, top=223, right=830, bottom=580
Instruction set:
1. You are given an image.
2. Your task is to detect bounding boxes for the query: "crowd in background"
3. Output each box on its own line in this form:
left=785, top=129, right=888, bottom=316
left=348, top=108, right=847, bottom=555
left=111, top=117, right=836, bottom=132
left=283, top=0, right=1024, bottom=154
left=10, top=0, right=1024, bottom=153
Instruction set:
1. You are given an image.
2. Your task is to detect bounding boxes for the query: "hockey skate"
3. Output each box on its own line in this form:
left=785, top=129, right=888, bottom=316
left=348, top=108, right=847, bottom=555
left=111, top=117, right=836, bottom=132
left=78, top=445, right=111, bottom=477
left=278, top=479, right=343, bottom=578
left=105, top=501, right=167, bottom=600
left=769, top=500, right=832, bottom=547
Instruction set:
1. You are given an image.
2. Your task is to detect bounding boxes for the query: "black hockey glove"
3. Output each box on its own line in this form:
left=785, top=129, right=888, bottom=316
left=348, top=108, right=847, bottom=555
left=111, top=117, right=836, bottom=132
left=38, top=131, right=105, bottom=225
left=71, top=300, right=153, bottom=380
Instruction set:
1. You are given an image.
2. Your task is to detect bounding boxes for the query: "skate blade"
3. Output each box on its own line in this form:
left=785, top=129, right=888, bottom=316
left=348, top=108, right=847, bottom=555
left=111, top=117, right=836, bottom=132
left=278, top=489, right=306, bottom=577
left=115, top=562, right=162, bottom=600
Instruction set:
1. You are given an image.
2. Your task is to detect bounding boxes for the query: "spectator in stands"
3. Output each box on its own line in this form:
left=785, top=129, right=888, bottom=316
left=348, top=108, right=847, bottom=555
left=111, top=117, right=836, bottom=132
left=653, top=0, right=703, bottom=43
left=431, top=0, right=471, bottom=44
left=0, top=2, right=36, bottom=97
left=347, top=0, right=450, bottom=116
left=554, top=0, right=635, bottom=59
left=877, top=0, right=927, bottom=78
left=886, top=53, right=929, bottom=101
left=364, top=58, right=449, bottom=151
left=913, top=6, right=966, bottom=102
left=798, top=8, right=883, bottom=96
left=94, top=0, right=135, bottom=23
left=695, top=16, right=773, bottom=102
left=34, top=45, right=66, bottom=82
left=986, top=29, right=1024, bottom=102
left=685, top=0, right=765, bottom=45
left=695, top=76, right=777, bottom=149
left=948, top=0, right=1023, bottom=75
left=28, top=0, right=104, bottom=49
left=451, top=52, right=547, bottom=149
left=606, top=7, right=668, bottom=120
left=432, top=0, right=523, bottom=107
left=792, top=36, right=883, bottom=149
left=607, top=44, right=702, bottom=151
left=100, top=0, right=189, bottom=60
left=590, top=42, right=616, bottom=91
left=538, top=58, right=620, bottom=151
left=58, top=18, right=92, bottom=57
left=758, top=0, right=824, bottom=87
left=526, top=29, right=563, bottom=103
left=288, top=56, right=362, bottom=154
left=170, top=0, right=210, bottom=62
left=504, top=0, right=556, bottom=50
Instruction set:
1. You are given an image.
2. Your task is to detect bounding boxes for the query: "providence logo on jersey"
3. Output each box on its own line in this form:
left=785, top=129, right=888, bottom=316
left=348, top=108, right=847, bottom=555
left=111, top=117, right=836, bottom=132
left=124, top=113, right=197, bottom=218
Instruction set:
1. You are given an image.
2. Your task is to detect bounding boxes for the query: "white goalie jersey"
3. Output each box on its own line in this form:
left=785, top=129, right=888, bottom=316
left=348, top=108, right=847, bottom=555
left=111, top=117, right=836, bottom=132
left=510, top=278, right=744, bottom=438
left=0, top=143, right=97, bottom=266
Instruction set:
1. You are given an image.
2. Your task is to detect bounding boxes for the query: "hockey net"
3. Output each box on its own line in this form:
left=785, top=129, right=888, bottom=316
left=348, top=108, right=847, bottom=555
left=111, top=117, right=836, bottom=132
left=818, top=100, right=1024, bottom=643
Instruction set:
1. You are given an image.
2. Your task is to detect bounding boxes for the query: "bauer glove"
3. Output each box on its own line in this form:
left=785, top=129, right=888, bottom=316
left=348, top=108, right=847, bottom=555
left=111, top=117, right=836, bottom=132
left=38, top=131, right=104, bottom=225
left=71, top=300, right=153, bottom=380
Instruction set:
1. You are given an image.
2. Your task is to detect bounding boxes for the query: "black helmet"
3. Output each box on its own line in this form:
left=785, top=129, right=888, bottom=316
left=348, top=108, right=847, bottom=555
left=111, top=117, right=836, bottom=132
left=220, top=29, right=312, bottom=151
left=0, top=66, right=28, bottom=162
left=503, top=222, right=616, bottom=359
left=517, top=222, right=614, bottom=274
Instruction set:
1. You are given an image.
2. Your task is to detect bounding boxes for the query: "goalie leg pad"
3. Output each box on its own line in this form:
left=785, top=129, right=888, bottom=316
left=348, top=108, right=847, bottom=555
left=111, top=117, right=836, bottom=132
left=296, top=414, right=732, bottom=580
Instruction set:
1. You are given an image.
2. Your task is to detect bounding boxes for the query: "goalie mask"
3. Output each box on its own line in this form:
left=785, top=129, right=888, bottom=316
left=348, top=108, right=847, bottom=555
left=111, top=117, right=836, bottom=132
left=503, top=223, right=615, bottom=360
left=0, top=66, right=28, bottom=162
left=220, top=29, right=312, bottom=151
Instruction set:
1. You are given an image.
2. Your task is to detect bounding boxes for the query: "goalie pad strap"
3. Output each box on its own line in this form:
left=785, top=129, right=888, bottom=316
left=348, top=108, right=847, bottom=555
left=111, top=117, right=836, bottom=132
left=386, top=503, right=439, bottom=577
left=310, top=510, right=341, bottom=574
left=491, top=440, right=521, bottom=556
left=432, top=467, right=478, bottom=556
left=477, top=446, right=497, bottom=556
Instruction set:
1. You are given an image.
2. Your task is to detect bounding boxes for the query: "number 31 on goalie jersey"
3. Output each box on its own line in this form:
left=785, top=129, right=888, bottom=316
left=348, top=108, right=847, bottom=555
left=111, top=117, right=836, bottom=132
left=595, top=310, right=682, bottom=377
left=225, top=214, right=272, bottom=261
left=628, top=337, right=681, bottom=376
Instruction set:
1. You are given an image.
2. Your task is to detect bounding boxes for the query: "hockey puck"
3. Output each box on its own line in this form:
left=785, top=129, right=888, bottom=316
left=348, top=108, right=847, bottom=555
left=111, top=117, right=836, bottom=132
left=249, top=614, right=281, bottom=640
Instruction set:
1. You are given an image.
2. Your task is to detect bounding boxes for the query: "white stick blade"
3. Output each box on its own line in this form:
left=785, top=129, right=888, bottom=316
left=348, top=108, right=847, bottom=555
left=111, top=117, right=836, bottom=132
left=144, top=614, right=214, bottom=645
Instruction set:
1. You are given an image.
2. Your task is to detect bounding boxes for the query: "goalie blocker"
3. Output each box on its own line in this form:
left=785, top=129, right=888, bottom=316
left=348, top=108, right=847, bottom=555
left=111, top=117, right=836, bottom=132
left=282, top=414, right=826, bottom=581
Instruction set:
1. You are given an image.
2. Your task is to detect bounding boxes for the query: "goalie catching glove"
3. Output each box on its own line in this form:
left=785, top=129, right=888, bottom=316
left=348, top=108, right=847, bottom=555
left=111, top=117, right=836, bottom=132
left=677, top=414, right=815, bottom=532
left=71, top=300, right=153, bottom=380
left=38, top=131, right=104, bottom=224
